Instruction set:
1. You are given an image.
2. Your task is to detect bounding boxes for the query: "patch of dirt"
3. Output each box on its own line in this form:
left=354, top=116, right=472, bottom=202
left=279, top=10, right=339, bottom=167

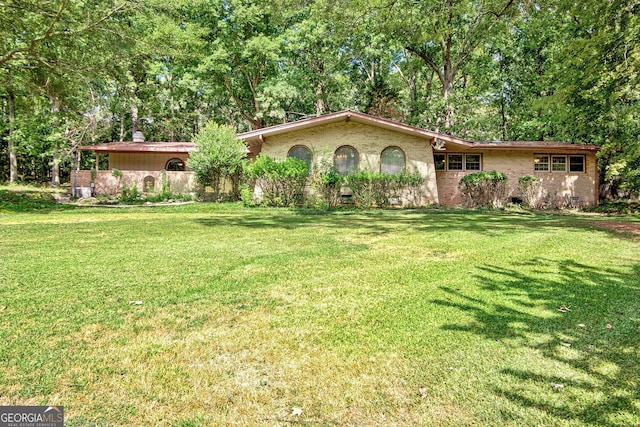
left=591, top=221, right=640, bottom=237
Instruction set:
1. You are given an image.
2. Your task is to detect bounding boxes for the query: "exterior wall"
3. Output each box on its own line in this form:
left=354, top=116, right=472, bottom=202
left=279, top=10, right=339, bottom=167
left=259, top=121, right=439, bottom=206
left=109, top=153, right=189, bottom=171
left=436, top=150, right=598, bottom=206
left=74, top=170, right=196, bottom=196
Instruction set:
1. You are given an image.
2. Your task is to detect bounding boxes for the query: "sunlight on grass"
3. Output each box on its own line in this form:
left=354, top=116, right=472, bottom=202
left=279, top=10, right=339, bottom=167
left=0, top=204, right=639, bottom=426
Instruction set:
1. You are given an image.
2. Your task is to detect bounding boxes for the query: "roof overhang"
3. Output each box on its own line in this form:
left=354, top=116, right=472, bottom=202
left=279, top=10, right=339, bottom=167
left=79, top=142, right=194, bottom=154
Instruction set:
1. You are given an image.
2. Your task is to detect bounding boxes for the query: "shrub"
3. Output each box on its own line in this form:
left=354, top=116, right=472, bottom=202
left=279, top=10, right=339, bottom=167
left=245, top=155, right=309, bottom=206
left=459, top=171, right=509, bottom=208
left=310, top=157, right=343, bottom=209
left=187, top=122, right=246, bottom=200
left=518, top=175, right=546, bottom=209
left=119, top=181, right=139, bottom=203
left=344, top=171, right=425, bottom=208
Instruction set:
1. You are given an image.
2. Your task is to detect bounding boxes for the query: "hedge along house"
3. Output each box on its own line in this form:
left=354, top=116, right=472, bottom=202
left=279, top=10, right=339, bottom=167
left=78, top=110, right=599, bottom=206
left=239, top=110, right=600, bottom=206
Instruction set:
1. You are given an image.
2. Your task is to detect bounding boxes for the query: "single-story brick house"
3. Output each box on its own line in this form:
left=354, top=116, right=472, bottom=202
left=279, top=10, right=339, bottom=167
left=78, top=110, right=599, bottom=206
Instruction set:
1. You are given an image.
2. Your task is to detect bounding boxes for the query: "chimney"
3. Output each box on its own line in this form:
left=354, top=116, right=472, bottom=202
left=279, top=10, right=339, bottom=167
left=133, top=130, right=145, bottom=143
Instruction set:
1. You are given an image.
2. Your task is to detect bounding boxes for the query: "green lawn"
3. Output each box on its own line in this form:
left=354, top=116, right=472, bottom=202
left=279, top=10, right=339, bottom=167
left=0, top=202, right=639, bottom=426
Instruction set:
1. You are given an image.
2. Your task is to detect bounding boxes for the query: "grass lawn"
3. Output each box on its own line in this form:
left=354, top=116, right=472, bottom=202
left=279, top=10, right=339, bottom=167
left=0, top=200, right=639, bottom=426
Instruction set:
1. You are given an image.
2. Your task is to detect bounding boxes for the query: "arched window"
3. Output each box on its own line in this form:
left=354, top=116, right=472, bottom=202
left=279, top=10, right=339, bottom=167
left=380, top=146, right=406, bottom=174
left=166, top=158, right=185, bottom=171
left=287, top=145, right=313, bottom=171
left=334, top=146, right=359, bottom=175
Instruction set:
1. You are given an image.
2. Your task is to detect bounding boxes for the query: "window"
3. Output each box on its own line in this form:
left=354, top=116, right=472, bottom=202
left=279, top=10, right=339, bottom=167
left=436, top=153, right=483, bottom=171
left=552, top=155, right=567, bottom=172
left=534, top=154, right=549, bottom=172
left=448, top=154, right=463, bottom=171
left=569, top=155, right=585, bottom=172
left=334, top=146, right=359, bottom=175
left=166, top=158, right=185, bottom=171
left=465, top=154, right=481, bottom=171
left=287, top=145, right=313, bottom=171
left=380, top=147, right=405, bottom=174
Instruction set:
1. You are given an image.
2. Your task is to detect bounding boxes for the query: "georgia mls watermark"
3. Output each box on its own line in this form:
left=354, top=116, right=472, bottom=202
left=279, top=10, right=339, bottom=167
left=0, top=406, right=63, bottom=427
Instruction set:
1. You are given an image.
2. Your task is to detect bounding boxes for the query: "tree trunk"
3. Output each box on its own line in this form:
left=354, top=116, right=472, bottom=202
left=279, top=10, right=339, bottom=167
left=131, top=102, right=139, bottom=136
left=315, top=80, right=329, bottom=116
left=7, top=86, right=18, bottom=182
left=50, top=96, right=61, bottom=187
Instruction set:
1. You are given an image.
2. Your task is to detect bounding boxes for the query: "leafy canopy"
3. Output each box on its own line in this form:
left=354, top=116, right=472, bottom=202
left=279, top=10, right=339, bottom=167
left=186, top=122, right=246, bottom=194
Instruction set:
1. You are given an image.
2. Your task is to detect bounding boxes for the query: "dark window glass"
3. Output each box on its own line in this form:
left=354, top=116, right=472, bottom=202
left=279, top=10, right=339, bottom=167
left=166, top=158, right=185, bottom=171
left=569, top=155, right=585, bottom=172
left=448, top=154, right=463, bottom=171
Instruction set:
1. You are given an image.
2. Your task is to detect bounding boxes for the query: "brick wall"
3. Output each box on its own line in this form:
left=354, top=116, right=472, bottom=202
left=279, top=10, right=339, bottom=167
left=74, top=170, right=196, bottom=196
left=436, top=150, right=598, bottom=206
left=260, top=121, right=440, bottom=206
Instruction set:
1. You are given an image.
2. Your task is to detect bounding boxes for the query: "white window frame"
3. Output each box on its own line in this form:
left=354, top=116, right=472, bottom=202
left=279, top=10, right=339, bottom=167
left=465, top=154, right=482, bottom=171
left=534, top=154, right=549, bottom=172
left=437, top=153, right=483, bottom=171
left=552, top=155, right=567, bottom=172
left=535, top=154, right=586, bottom=173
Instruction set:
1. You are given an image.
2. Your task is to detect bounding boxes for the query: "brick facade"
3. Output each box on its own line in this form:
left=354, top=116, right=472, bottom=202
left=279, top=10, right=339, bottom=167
left=436, top=150, right=597, bottom=206
left=259, top=120, right=440, bottom=206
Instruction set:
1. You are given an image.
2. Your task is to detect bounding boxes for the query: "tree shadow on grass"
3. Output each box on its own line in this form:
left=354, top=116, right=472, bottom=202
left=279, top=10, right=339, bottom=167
left=432, top=259, right=640, bottom=425
left=193, top=208, right=622, bottom=240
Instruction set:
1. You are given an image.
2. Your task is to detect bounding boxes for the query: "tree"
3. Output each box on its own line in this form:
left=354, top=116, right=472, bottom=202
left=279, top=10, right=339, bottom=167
left=186, top=122, right=246, bottom=199
left=334, top=0, right=519, bottom=131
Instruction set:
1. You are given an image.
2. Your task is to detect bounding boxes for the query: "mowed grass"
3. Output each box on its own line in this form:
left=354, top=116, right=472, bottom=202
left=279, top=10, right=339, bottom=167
left=0, top=203, right=639, bottom=426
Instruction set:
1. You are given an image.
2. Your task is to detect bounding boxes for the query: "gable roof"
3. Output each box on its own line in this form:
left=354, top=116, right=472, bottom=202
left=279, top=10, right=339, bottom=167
left=238, top=109, right=471, bottom=147
left=239, top=110, right=599, bottom=153
left=79, top=110, right=599, bottom=154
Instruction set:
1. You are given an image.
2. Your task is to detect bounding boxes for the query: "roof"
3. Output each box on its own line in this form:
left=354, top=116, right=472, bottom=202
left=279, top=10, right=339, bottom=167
left=238, top=110, right=472, bottom=146
left=80, top=111, right=599, bottom=154
left=469, top=140, right=599, bottom=152
left=80, top=141, right=194, bottom=153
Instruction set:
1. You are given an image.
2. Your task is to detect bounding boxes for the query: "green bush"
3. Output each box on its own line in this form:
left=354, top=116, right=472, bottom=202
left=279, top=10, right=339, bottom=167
left=119, top=182, right=139, bottom=203
left=459, top=171, right=509, bottom=208
left=344, top=171, right=425, bottom=208
left=245, top=155, right=309, bottom=206
left=310, top=158, right=343, bottom=209
left=187, top=122, right=246, bottom=200
left=518, top=175, right=546, bottom=209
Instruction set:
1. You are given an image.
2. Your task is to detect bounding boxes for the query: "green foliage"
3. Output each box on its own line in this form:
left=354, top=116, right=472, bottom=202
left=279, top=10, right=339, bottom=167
left=239, top=184, right=256, bottom=207
left=119, top=182, right=140, bottom=204
left=518, top=175, right=546, bottom=209
left=459, top=171, right=509, bottom=208
left=187, top=122, right=246, bottom=199
left=244, top=155, right=309, bottom=206
left=0, top=189, right=64, bottom=212
left=583, top=200, right=640, bottom=215
left=2, top=206, right=640, bottom=426
left=310, top=156, right=344, bottom=209
left=345, top=171, right=425, bottom=208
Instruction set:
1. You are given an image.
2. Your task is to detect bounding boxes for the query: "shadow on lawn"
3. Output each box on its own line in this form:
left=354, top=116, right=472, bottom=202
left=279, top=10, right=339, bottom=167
left=433, top=258, right=640, bottom=425
left=194, top=208, right=622, bottom=240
